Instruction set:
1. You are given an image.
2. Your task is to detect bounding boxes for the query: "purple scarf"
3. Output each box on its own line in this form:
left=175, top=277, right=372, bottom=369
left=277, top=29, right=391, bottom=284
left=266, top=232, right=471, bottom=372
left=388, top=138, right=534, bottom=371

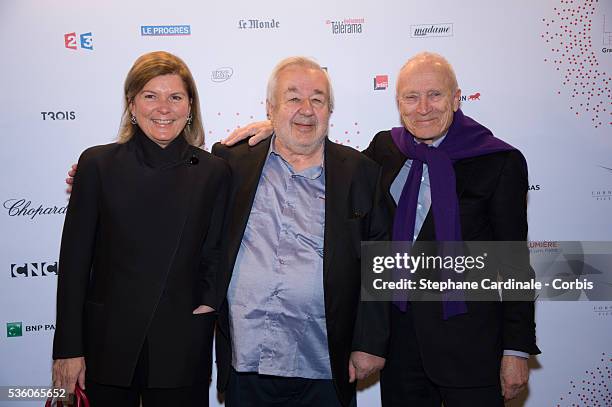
left=391, top=109, right=519, bottom=318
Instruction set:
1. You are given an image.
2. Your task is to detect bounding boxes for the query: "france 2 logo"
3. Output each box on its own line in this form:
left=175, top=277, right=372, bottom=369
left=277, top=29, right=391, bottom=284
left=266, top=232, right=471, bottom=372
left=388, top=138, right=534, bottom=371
left=64, top=32, right=93, bottom=51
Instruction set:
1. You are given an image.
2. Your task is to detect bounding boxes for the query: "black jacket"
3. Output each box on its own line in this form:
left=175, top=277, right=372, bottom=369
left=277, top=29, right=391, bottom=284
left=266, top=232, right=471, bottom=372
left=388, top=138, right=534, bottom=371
left=363, top=130, right=540, bottom=387
left=212, top=138, right=391, bottom=406
left=53, top=131, right=229, bottom=387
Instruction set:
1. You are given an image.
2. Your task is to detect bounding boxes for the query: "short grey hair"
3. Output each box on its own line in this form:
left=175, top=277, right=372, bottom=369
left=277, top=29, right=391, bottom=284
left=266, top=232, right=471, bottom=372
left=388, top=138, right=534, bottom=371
left=396, top=51, right=459, bottom=95
left=266, top=56, right=335, bottom=112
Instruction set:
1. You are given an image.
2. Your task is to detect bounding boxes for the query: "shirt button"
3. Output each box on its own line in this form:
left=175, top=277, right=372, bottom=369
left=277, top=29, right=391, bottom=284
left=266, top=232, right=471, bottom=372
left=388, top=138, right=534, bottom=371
left=417, top=204, right=422, bottom=210
left=413, top=235, right=418, bottom=240
left=421, top=176, right=425, bottom=182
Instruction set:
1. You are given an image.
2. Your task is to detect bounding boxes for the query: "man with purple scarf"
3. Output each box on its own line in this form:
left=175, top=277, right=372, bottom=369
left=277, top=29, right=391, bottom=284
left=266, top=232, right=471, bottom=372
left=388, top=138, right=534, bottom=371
left=362, top=52, right=540, bottom=406
left=218, top=51, right=541, bottom=406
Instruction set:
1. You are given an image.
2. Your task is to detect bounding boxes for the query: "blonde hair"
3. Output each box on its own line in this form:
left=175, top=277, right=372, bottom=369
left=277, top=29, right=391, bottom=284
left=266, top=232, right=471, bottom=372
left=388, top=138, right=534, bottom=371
left=118, top=51, right=204, bottom=147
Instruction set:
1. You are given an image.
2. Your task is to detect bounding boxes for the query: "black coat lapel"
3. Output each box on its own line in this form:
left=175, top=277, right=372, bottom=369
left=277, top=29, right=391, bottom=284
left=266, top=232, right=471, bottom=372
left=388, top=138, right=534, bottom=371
left=323, top=139, right=349, bottom=283
left=226, top=139, right=271, bottom=267
left=379, top=138, right=407, bottom=218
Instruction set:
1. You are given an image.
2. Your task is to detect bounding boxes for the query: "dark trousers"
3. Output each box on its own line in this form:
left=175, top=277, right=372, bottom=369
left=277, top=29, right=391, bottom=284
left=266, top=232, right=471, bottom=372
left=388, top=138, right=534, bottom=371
left=226, top=369, right=354, bottom=407
left=380, top=306, right=504, bottom=407
left=84, top=339, right=209, bottom=407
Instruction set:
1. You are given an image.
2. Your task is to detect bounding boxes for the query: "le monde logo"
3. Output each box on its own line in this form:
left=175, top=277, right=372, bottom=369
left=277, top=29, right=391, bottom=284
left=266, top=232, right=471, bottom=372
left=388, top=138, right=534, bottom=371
left=3, top=198, right=67, bottom=220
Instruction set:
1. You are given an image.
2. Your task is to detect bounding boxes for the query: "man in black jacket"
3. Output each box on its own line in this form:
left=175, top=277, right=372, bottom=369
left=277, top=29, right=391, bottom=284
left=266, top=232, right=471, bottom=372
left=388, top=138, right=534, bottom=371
left=213, top=56, right=390, bottom=407
left=222, top=51, right=540, bottom=406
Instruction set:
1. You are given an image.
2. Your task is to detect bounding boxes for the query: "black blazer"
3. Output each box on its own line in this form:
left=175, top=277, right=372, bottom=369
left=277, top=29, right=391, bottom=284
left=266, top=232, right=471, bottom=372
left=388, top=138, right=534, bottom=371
left=53, top=133, right=230, bottom=388
left=212, top=138, right=391, bottom=406
left=363, top=130, right=540, bottom=387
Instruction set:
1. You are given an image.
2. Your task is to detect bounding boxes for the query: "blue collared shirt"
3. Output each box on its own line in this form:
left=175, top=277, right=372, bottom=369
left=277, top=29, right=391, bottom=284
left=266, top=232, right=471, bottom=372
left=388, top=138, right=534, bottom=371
left=389, top=134, right=528, bottom=359
left=227, top=137, right=333, bottom=378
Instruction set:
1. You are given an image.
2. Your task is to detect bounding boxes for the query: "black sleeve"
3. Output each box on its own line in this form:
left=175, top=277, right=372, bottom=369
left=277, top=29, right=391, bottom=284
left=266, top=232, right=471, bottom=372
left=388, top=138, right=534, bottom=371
left=198, top=160, right=231, bottom=310
left=53, top=148, right=101, bottom=359
left=352, top=166, right=391, bottom=358
left=489, top=150, right=540, bottom=355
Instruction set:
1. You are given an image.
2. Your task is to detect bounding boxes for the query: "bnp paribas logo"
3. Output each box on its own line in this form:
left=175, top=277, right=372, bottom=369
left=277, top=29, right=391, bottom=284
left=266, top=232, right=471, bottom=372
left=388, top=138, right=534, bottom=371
left=6, top=322, right=22, bottom=337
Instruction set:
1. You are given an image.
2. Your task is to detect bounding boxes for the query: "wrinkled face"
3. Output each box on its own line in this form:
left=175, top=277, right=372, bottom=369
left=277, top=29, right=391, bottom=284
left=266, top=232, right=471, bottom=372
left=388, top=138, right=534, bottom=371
left=396, top=62, right=460, bottom=143
left=267, top=66, right=331, bottom=154
left=130, top=74, right=191, bottom=148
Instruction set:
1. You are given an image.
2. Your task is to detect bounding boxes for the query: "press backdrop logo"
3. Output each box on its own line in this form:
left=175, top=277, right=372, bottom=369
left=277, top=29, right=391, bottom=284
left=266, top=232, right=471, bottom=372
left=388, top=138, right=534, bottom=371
left=594, top=304, right=612, bottom=316
left=11, top=262, right=58, bottom=278
left=460, top=92, right=481, bottom=102
left=212, top=67, right=233, bottom=82
left=6, top=322, right=55, bottom=337
left=141, top=25, right=191, bottom=36
left=64, top=32, right=93, bottom=50
left=603, top=14, right=612, bottom=53
left=6, top=322, right=22, bottom=337
left=373, top=75, right=388, bottom=90
left=41, top=111, right=76, bottom=121
left=410, top=23, right=453, bottom=38
left=591, top=165, right=612, bottom=201
left=326, top=18, right=365, bottom=34
left=3, top=199, right=67, bottom=220
left=237, top=19, right=280, bottom=29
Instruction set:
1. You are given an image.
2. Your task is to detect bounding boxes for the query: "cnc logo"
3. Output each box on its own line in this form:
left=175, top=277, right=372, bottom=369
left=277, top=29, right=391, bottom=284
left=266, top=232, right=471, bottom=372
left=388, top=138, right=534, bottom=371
left=212, top=67, right=234, bottom=82
left=326, top=18, right=365, bottom=34
left=41, top=111, right=76, bottom=121
left=237, top=19, right=280, bottom=29
left=140, top=25, right=191, bottom=36
left=410, top=23, right=453, bottom=38
left=373, top=75, right=388, bottom=90
left=6, top=322, right=22, bottom=338
left=3, top=199, right=67, bottom=220
left=11, top=262, right=58, bottom=278
left=64, top=32, right=93, bottom=50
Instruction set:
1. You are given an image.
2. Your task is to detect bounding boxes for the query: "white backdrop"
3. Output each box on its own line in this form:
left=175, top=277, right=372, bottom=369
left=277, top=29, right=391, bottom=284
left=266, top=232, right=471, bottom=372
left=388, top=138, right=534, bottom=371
left=1, top=0, right=611, bottom=406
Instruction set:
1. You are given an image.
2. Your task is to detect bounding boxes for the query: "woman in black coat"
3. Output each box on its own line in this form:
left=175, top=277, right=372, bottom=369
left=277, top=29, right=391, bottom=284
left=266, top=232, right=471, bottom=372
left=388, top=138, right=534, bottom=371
left=52, top=51, right=229, bottom=407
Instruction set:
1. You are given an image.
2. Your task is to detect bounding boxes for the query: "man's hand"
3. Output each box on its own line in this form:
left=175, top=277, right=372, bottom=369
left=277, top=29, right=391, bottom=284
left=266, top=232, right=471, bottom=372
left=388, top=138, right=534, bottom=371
left=221, top=120, right=273, bottom=147
left=348, top=351, right=385, bottom=383
left=500, top=355, right=529, bottom=401
left=52, top=357, right=86, bottom=393
left=66, top=164, right=77, bottom=193
left=193, top=305, right=215, bottom=314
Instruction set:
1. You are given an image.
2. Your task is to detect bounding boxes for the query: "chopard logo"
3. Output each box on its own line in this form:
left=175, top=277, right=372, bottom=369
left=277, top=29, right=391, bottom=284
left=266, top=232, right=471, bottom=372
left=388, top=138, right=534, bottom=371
left=3, top=199, right=67, bottom=220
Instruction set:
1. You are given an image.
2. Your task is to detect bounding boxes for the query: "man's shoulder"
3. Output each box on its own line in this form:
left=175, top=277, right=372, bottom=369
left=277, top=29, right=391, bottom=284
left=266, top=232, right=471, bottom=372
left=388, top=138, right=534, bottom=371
left=78, top=142, right=123, bottom=165
left=211, top=139, right=257, bottom=159
left=189, top=146, right=230, bottom=176
left=326, top=138, right=380, bottom=172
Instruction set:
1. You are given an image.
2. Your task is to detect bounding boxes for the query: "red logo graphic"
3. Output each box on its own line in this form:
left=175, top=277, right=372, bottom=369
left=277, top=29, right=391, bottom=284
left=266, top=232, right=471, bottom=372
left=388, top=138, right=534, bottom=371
left=374, top=75, right=388, bottom=90
left=468, top=92, right=481, bottom=101
left=64, top=32, right=77, bottom=50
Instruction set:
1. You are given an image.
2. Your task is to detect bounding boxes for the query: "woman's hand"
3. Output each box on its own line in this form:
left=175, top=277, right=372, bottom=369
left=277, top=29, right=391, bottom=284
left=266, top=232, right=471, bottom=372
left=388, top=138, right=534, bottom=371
left=52, top=356, right=86, bottom=393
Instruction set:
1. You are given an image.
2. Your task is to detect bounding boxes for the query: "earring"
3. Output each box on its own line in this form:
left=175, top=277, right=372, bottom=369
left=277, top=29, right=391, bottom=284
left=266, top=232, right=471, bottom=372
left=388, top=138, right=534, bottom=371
left=186, top=113, right=193, bottom=126
left=130, top=115, right=137, bottom=125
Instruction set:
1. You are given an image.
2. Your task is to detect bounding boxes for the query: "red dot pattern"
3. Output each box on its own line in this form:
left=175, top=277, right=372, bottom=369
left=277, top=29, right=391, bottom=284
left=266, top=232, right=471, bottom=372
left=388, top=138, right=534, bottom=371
left=556, top=352, right=612, bottom=406
left=206, top=102, right=362, bottom=150
left=541, top=0, right=611, bottom=129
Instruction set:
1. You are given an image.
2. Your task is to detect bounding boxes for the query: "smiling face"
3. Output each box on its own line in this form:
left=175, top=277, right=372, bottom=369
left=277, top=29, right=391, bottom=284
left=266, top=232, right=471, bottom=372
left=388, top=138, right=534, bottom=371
left=396, top=60, right=461, bottom=144
left=129, top=74, right=191, bottom=148
left=267, top=65, right=331, bottom=155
